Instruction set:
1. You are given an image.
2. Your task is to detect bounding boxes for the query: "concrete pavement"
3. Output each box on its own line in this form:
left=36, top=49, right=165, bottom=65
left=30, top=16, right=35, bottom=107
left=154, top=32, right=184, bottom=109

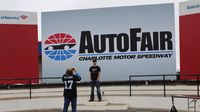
left=0, top=85, right=199, bottom=112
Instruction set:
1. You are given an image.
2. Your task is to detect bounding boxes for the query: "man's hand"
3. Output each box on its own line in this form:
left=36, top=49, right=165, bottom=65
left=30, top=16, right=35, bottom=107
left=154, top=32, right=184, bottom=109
left=97, top=72, right=101, bottom=81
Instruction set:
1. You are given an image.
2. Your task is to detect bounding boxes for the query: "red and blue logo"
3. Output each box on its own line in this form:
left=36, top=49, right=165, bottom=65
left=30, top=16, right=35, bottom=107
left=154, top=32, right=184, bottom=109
left=44, top=33, right=76, bottom=61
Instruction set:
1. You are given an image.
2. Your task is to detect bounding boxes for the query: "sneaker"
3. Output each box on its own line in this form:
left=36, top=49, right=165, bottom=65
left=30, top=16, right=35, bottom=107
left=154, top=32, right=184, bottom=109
left=98, top=99, right=102, bottom=102
left=89, top=99, right=94, bottom=102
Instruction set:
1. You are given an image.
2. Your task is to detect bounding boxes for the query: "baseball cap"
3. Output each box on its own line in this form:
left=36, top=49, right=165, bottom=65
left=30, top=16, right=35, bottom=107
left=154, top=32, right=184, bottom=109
left=92, top=59, right=97, bottom=62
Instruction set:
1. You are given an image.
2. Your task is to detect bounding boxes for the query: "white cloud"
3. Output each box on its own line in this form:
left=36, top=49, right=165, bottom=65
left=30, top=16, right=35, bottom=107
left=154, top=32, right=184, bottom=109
left=0, top=0, right=188, bottom=11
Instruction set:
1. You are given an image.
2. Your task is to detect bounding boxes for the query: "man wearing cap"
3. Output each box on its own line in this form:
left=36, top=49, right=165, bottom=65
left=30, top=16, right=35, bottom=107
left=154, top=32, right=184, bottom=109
left=89, top=59, right=102, bottom=102
left=62, top=68, right=81, bottom=112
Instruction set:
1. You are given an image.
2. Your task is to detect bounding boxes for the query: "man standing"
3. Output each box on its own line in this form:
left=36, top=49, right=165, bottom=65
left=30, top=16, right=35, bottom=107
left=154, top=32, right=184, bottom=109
left=89, top=59, right=102, bottom=102
left=62, top=68, right=81, bottom=112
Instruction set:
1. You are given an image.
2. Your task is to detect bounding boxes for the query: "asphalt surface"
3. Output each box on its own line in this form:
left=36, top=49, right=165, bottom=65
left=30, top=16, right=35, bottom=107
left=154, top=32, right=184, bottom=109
left=12, top=108, right=174, bottom=112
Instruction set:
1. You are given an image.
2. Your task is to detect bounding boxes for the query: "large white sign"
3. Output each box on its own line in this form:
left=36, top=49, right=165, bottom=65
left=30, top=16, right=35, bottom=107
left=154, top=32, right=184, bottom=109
left=42, top=3, right=176, bottom=82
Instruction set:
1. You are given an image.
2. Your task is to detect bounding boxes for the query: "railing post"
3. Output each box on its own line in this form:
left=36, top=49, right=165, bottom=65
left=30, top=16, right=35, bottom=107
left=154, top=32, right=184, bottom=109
left=29, top=78, right=32, bottom=99
left=163, top=75, right=166, bottom=97
left=172, top=95, right=174, bottom=105
left=197, top=75, right=199, bottom=97
left=129, top=76, right=132, bottom=96
left=7, top=84, right=10, bottom=89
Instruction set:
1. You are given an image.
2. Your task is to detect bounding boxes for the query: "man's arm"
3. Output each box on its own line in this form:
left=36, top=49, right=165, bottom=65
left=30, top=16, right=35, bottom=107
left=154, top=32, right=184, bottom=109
left=62, top=75, right=65, bottom=82
left=75, top=73, right=81, bottom=81
left=72, top=68, right=81, bottom=81
left=90, top=74, right=92, bottom=81
left=97, top=66, right=101, bottom=81
left=97, top=72, right=101, bottom=81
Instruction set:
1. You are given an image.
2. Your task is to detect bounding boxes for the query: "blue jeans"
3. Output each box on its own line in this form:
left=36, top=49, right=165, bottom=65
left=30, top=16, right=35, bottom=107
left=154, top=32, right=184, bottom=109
left=90, top=80, right=102, bottom=100
left=63, top=97, right=77, bottom=112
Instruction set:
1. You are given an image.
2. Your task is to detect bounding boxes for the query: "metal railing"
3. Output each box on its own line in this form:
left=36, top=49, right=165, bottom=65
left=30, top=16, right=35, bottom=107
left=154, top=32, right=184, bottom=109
left=1, top=74, right=200, bottom=99
left=0, top=77, right=62, bottom=99
left=129, top=74, right=200, bottom=97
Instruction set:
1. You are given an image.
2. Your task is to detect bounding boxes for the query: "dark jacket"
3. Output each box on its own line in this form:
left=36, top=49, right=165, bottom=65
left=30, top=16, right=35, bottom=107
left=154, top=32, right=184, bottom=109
left=62, top=73, right=81, bottom=98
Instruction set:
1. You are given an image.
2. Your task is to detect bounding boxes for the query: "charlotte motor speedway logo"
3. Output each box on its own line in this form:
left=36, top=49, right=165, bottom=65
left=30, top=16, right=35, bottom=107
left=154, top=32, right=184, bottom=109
left=44, top=33, right=76, bottom=61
